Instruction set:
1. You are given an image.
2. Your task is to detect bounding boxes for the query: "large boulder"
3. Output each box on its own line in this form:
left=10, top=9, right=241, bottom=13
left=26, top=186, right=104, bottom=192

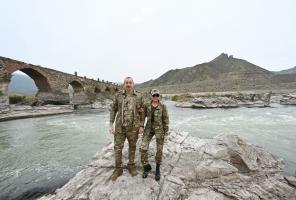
left=192, top=96, right=238, bottom=108
left=280, top=94, right=296, bottom=105
left=38, top=131, right=296, bottom=200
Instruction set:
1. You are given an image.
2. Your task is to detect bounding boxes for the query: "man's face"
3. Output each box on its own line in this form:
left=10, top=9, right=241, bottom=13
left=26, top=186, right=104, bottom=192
left=124, top=78, right=134, bottom=91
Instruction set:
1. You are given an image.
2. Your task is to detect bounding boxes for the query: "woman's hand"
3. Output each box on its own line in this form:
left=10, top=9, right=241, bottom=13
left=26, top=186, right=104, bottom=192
left=109, top=124, right=115, bottom=134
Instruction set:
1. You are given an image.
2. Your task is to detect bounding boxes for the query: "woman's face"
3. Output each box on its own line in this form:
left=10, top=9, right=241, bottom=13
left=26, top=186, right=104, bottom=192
left=151, top=94, right=159, bottom=101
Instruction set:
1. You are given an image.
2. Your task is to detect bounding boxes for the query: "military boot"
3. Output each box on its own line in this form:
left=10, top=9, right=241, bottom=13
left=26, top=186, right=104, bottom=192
left=142, top=163, right=152, bottom=178
left=111, top=168, right=123, bottom=181
left=155, top=164, right=161, bottom=181
left=127, top=164, right=138, bottom=176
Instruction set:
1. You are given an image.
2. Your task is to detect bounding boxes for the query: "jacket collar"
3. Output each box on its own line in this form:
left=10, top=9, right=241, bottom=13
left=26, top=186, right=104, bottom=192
left=150, top=100, right=162, bottom=110
left=122, top=89, right=137, bottom=96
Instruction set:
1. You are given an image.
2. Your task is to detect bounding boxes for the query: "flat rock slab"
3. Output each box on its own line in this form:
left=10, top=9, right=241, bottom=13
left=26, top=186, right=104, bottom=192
left=38, top=131, right=296, bottom=200
left=0, top=105, right=74, bottom=121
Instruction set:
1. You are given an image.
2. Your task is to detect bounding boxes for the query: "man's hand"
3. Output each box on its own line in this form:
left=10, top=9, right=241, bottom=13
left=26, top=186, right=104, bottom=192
left=109, top=124, right=115, bottom=134
left=138, top=126, right=144, bottom=134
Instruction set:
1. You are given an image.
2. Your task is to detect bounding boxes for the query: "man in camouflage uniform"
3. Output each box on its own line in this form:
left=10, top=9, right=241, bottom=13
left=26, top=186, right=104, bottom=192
left=109, top=77, right=145, bottom=181
left=141, top=89, right=169, bottom=181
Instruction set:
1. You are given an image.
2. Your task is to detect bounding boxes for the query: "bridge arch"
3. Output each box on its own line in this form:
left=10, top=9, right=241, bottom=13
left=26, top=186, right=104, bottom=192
left=2, top=65, right=52, bottom=105
left=7, top=67, right=52, bottom=94
left=105, top=86, right=111, bottom=93
left=68, top=80, right=84, bottom=93
left=94, top=86, right=101, bottom=94
left=67, top=80, right=87, bottom=105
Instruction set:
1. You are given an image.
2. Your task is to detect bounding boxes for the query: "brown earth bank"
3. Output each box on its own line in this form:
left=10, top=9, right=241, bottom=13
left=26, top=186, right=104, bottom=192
left=37, top=131, right=296, bottom=200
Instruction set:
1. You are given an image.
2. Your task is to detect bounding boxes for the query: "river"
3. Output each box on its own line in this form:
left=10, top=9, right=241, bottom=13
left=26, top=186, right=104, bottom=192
left=0, top=101, right=296, bottom=199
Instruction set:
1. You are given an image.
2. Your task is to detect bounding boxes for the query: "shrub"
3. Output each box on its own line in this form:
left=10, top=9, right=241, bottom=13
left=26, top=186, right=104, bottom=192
left=171, top=95, right=180, bottom=101
left=9, top=95, right=36, bottom=105
left=255, top=93, right=264, bottom=99
left=235, top=91, right=243, bottom=96
left=23, top=96, right=37, bottom=105
left=9, top=95, right=25, bottom=104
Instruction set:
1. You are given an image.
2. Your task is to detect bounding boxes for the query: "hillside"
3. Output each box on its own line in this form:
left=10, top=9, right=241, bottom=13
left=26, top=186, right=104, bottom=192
left=140, top=53, right=273, bottom=87
left=138, top=53, right=296, bottom=93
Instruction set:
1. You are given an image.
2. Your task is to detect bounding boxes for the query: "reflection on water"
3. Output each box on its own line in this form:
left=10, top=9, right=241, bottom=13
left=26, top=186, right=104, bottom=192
left=0, top=103, right=296, bottom=199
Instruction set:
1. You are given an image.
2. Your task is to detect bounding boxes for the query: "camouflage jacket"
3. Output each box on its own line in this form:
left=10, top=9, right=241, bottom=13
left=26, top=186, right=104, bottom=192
left=144, top=101, right=169, bottom=135
left=110, top=90, right=145, bottom=133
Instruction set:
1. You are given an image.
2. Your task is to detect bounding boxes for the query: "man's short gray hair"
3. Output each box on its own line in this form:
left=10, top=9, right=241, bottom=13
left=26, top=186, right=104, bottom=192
left=124, top=77, right=134, bottom=84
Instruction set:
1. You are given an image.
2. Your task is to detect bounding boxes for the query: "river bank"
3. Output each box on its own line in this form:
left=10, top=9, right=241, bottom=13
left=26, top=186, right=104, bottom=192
left=0, top=99, right=112, bottom=122
left=38, top=131, right=296, bottom=200
left=0, top=105, right=75, bottom=122
left=167, top=91, right=296, bottom=109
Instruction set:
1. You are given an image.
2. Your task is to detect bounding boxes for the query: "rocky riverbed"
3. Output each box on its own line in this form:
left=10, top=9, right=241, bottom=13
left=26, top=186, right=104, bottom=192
left=0, top=105, right=74, bottom=122
left=279, top=94, right=296, bottom=105
left=38, top=131, right=296, bottom=200
left=175, top=92, right=272, bottom=109
left=0, top=100, right=112, bottom=122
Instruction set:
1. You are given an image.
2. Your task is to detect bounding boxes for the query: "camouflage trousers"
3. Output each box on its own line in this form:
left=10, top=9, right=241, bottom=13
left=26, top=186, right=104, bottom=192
left=114, top=126, right=138, bottom=169
left=141, top=130, right=164, bottom=165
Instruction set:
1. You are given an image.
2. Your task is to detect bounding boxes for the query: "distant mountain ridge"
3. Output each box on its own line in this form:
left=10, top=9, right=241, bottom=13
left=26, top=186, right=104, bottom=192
left=274, top=66, right=296, bottom=75
left=138, top=53, right=296, bottom=93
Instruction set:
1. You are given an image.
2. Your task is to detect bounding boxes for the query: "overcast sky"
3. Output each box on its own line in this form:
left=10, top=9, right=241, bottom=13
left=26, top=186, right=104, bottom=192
left=1, top=0, right=295, bottom=83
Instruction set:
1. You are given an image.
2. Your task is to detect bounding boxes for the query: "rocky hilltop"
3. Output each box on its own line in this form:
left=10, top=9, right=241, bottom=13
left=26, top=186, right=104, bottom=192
left=39, top=131, right=296, bottom=200
left=138, top=53, right=296, bottom=94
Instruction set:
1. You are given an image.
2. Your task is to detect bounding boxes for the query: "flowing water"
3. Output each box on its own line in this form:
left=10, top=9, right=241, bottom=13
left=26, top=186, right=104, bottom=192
left=0, top=101, right=296, bottom=199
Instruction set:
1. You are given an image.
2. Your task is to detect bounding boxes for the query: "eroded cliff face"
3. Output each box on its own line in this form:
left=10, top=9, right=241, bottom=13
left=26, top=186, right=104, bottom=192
left=39, top=131, right=296, bottom=200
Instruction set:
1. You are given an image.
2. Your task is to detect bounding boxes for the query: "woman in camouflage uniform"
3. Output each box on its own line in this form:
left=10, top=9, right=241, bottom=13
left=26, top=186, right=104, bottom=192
left=141, top=89, right=169, bottom=181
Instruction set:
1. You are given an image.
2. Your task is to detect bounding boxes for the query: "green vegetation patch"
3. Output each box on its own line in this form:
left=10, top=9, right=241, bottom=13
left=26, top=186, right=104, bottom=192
left=171, top=95, right=181, bottom=101
left=9, top=95, right=36, bottom=105
left=171, top=94, right=193, bottom=101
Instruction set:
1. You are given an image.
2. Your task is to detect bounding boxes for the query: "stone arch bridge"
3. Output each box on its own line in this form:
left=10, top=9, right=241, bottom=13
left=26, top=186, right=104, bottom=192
left=0, top=56, right=120, bottom=107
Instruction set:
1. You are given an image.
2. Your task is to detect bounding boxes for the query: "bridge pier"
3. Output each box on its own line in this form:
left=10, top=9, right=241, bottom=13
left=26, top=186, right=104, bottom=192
left=37, top=92, right=90, bottom=105
left=37, top=92, right=70, bottom=105
left=0, top=80, right=9, bottom=107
